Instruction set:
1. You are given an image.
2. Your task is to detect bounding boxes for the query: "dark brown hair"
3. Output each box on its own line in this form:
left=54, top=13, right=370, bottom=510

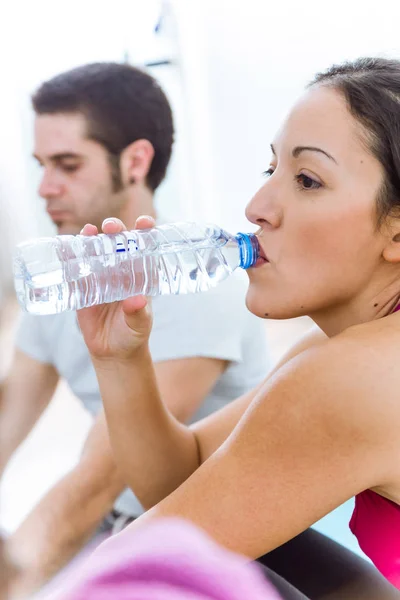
left=310, top=57, right=400, bottom=224
left=32, top=62, right=174, bottom=192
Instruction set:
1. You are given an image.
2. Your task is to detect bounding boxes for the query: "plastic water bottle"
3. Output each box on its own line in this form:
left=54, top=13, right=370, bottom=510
left=13, top=222, right=259, bottom=315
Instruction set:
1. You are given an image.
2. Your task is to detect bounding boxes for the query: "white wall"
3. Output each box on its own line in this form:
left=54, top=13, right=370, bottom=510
left=172, top=0, right=400, bottom=231
left=3, top=0, right=400, bottom=291
left=0, top=0, right=192, bottom=298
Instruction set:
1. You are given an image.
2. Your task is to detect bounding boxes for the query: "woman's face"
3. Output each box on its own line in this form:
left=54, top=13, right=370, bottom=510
left=245, top=85, right=392, bottom=325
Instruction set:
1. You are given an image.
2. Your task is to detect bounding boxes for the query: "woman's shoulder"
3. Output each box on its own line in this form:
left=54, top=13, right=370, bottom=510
left=281, top=316, right=400, bottom=430
left=299, top=310, right=400, bottom=367
left=262, top=314, right=400, bottom=429
left=332, top=312, right=400, bottom=372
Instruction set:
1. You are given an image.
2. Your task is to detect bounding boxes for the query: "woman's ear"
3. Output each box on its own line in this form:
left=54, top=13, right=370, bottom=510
left=382, top=228, right=400, bottom=263
left=119, top=139, right=155, bottom=187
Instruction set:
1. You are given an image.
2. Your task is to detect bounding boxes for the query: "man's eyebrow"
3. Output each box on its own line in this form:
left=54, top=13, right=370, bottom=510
left=33, top=152, right=83, bottom=162
left=270, top=143, right=338, bottom=164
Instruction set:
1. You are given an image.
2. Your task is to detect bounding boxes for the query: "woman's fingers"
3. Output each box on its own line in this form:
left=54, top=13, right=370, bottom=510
left=135, top=215, right=155, bottom=230
left=122, top=296, right=152, bottom=335
left=102, top=217, right=127, bottom=234
left=81, top=216, right=155, bottom=238
left=80, top=224, right=98, bottom=236
left=122, top=295, right=148, bottom=314
left=82, top=216, right=155, bottom=237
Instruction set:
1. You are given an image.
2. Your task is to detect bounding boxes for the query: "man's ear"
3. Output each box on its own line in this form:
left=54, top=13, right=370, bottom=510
left=119, top=139, right=155, bottom=186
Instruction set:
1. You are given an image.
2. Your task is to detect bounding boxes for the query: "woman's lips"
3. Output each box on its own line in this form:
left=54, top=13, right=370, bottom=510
left=254, top=241, right=269, bottom=267
left=253, top=256, right=269, bottom=268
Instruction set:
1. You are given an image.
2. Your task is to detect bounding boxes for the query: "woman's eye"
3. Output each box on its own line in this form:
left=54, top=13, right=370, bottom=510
left=295, top=174, right=321, bottom=190
left=262, top=168, right=275, bottom=178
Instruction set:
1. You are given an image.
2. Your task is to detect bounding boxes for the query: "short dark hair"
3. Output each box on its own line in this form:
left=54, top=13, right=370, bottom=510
left=32, top=62, right=174, bottom=191
left=309, top=57, right=400, bottom=226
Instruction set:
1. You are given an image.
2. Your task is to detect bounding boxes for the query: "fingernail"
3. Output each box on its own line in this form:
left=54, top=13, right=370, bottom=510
left=103, top=218, right=118, bottom=226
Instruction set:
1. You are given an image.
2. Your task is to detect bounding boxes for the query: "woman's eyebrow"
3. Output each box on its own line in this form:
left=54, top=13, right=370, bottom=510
left=293, top=145, right=338, bottom=164
left=270, top=143, right=338, bottom=164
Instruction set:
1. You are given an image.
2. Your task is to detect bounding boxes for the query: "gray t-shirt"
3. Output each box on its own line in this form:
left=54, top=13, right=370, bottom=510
left=15, top=271, right=269, bottom=515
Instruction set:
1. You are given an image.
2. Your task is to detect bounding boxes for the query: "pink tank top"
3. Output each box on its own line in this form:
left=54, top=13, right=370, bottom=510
left=349, top=490, right=400, bottom=588
left=349, top=302, right=400, bottom=588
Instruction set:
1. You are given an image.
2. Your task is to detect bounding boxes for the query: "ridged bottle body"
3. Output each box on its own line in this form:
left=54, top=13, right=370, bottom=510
left=13, top=222, right=258, bottom=315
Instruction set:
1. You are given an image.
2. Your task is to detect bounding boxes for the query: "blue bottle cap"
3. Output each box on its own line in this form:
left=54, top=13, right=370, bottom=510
left=235, top=232, right=259, bottom=269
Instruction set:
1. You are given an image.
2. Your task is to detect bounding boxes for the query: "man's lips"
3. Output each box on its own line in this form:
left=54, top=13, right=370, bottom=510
left=47, top=209, right=70, bottom=221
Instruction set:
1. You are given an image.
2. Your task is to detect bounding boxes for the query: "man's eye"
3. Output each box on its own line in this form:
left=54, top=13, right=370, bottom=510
left=61, top=164, right=80, bottom=173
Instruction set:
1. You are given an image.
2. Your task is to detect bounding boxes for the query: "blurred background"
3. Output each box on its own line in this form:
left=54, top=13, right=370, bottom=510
left=1, top=0, right=400, bottom=559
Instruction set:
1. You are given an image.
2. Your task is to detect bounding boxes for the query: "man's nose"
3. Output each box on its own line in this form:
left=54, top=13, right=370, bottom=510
left=38, top=171, right=63, bottom=199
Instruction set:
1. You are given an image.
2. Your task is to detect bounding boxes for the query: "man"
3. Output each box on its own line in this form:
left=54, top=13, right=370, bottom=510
left=0, top=63, right=269, bottom=596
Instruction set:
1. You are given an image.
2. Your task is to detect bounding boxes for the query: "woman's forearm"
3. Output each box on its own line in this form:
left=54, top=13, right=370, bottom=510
left=93, top=346, right=200, bottom=509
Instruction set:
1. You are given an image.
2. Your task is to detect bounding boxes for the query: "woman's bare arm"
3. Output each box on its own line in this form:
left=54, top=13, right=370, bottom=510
left=112, top=330, right=395, bottom=558
left=191, top=325, right=327, bottom=462
left=95, top=324, right=327, bottom=508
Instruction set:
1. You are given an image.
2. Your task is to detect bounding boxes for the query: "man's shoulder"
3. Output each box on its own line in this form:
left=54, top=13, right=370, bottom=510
left=18, top=310, right=76, bottom=334
left=151, top=272, right=250, bottom=325
left=16, top=311, right=81, bottom=358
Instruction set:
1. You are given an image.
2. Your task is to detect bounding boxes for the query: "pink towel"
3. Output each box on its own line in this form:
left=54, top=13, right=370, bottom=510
left=56, top=518, right=280, bottom=600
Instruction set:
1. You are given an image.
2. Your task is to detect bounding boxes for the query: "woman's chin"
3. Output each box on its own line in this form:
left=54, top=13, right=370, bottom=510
left=245, top=290, right=303, bottom=321
left=245, top=290, right=275, bottom=319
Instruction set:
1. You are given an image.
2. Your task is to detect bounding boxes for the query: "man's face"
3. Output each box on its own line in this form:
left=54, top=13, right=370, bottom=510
left=0, top=537, right=15, bottom=599
left=34, top=113, right=128, bottom=234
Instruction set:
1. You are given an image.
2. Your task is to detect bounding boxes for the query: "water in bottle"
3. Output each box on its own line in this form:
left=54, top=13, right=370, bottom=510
left=13, top=222, right=259, bottom=315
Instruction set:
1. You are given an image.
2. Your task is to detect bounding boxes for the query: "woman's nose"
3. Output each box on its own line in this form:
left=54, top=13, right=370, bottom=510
left=245, top=184, right=282, bottom=229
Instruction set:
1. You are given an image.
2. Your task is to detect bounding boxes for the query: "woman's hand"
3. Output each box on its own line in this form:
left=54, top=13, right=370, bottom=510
left=77, top=216, right=154, bottom=362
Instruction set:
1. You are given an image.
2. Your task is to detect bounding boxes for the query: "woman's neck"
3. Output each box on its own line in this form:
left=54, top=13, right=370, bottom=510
left=311, top=293, right=400, bottom=337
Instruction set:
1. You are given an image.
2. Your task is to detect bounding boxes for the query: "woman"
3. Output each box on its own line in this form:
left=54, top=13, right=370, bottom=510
left=77, top=57, right=400, bottom=598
